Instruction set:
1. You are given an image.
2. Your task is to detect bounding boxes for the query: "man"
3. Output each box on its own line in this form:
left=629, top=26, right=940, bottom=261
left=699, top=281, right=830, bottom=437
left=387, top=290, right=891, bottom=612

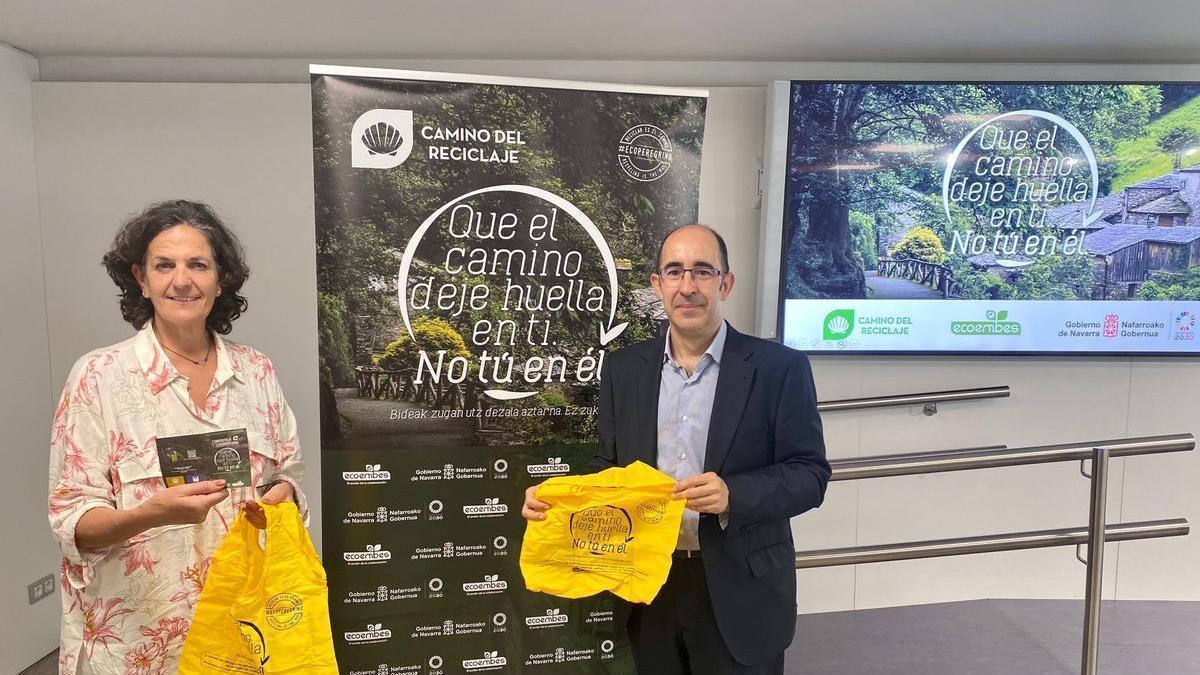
left=523, top=224, right=829, bottom=674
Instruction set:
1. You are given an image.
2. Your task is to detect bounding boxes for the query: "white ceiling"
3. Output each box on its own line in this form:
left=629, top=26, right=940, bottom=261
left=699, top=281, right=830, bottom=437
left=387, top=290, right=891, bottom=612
left=2, top=0, right=1198, bottom=64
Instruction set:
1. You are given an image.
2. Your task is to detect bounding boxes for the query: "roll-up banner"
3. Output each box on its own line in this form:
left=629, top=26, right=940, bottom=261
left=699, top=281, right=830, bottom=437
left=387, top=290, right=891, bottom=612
left=311, top=65, right=707, bottom=674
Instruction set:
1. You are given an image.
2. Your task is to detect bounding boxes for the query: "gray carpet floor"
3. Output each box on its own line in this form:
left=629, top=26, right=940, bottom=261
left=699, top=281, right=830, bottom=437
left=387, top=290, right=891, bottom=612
left=786, top=599, right=1200, bottom=675
left=21, top=599, right=1200, bottom=674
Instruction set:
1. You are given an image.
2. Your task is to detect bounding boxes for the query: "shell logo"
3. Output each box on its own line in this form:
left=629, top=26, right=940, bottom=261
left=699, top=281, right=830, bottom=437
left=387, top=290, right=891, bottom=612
left=361, top=122, right=404, bottom=156
left=351, top=109, right=414, bottom=169
left=823, top=309, right=856, bottom=340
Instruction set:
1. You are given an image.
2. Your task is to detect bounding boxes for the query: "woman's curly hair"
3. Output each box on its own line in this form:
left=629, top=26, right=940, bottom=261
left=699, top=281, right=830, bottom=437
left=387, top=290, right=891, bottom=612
left=102, top=200, right=250, bottom=335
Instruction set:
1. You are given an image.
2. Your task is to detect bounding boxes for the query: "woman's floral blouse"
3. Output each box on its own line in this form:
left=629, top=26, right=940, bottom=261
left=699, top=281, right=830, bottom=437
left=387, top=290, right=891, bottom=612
left=48, top=325, right=307, bottom=675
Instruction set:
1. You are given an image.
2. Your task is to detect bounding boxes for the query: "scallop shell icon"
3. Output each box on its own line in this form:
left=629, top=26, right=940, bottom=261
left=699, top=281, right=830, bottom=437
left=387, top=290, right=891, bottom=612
left=362, top=122, right=404, bottom=156
left=823, top=309, right=855, bottom=340
left=351, top=109, right=414, bottom=169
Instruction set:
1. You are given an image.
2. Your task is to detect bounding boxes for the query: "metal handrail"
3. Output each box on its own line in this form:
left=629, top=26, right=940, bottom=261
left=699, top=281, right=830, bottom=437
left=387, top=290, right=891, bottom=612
left=829, top=434, right=1195, bottom=481
left=1081, top=447, right=1111, bottom=673
left=817, top=386, right=1009, bottom=413
left=797, top=432, right=1195, bottom=675
left=794, top=519, right=1189, bottom=568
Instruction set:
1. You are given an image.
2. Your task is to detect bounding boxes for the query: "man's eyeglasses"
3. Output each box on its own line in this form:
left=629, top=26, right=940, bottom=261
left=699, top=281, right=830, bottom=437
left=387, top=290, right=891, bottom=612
left=657, top=266, right=727, bottom=286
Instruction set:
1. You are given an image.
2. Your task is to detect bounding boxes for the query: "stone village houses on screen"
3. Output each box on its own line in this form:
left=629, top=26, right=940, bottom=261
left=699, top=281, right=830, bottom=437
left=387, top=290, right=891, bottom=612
left=1049, top=165, right=1200, bottom=299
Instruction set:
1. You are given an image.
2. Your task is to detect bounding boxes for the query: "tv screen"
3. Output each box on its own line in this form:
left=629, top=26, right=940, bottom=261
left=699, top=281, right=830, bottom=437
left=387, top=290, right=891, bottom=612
left=775, top=81, right=1200, bottom=355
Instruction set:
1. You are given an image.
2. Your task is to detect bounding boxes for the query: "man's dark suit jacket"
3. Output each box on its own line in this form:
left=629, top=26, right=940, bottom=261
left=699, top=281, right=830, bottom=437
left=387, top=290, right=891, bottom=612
left=595, top=322, right=830, bottom=667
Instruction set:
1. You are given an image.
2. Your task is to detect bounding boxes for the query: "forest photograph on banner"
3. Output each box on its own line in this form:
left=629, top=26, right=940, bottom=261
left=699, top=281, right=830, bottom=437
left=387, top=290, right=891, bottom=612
left=311, top=65, right=707, bottom=674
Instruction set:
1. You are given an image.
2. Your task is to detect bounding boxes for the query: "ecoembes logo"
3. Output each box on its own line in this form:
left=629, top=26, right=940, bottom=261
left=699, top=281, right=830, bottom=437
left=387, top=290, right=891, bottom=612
left=951, top=309, right=1021, bottom=336
left=463, top=651, right=506, bottom=672
left=823, top=309, right=855, bottom=340
left=463, top=497, right=507, bottom=517
left=345, top=623, right=391, bottom=644
left=344, top=544, right=391, bottom=565
left=527, top=457, right=570, bottom=476
left=462, top=574, right=507, bottom=595
left=343, top=464, right=391, bottom=484
left=525, top=609, right=568, bottom=628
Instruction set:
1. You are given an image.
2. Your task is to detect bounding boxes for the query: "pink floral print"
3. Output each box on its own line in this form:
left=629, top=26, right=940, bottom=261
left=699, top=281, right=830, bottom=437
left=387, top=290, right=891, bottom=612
left=48, top=325, right=306, bottom=674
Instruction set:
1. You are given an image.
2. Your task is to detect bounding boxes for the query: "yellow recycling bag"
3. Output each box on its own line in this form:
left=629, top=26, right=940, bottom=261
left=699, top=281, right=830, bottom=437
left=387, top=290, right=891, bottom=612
left=179, top=502, right=339, bottom=674
left=520, top=460, right=686, bottom=604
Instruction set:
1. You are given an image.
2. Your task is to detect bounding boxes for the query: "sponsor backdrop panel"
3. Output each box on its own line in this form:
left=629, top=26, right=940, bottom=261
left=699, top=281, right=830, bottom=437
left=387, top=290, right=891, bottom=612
left=311, top=66, right=707, bottom=673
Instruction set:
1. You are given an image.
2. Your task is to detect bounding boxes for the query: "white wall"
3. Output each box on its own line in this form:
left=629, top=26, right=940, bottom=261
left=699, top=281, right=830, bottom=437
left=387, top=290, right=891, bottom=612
left=697, top=87, right=765, bottom=331
left=32, top=83, right=322, bottom=549
left=0, top=43, right=60, bottom=672
left=13, top=68, right=1199, bottom=675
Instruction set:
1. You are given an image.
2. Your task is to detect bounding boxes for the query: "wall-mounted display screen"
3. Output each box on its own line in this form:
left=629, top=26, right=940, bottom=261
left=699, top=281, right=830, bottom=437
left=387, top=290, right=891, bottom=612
left=775, top=81, right=1200, bottom=355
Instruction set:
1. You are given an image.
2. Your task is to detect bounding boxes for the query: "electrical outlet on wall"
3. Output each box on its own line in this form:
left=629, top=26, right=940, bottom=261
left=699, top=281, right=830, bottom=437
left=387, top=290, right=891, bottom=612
left=27, top=573, right=55, bottom=604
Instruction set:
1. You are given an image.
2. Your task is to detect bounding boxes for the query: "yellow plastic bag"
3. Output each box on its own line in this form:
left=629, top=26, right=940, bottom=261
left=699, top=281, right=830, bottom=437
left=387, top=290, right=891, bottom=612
left=179, top=502, right=339, bottom=674
left=520, top=460, right=686, bottom=604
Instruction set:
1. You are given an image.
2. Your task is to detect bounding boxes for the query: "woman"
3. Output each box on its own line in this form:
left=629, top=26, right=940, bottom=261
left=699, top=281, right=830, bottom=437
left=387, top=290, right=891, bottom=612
left=48, top=200, right=306, bottom=675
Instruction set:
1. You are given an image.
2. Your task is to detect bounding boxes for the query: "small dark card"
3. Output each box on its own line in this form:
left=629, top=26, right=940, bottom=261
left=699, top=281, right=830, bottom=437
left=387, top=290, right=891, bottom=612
left=156, top=428, right=252, bottom=488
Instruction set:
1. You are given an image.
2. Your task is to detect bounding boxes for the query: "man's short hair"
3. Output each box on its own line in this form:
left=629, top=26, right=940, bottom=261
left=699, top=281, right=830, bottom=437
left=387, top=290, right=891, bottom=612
left=655, top=224, right=730, bottom=273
